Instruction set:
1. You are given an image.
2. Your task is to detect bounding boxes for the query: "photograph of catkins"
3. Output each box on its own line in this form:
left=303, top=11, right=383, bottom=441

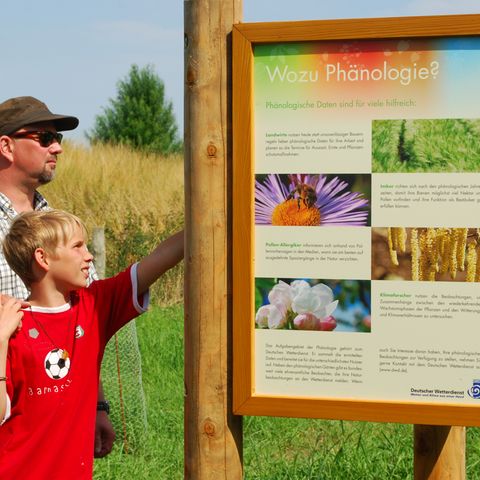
left=372, top=227, right=480, bottom=282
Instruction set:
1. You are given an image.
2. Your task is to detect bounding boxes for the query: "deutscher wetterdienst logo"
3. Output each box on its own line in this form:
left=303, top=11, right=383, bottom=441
left=467, top=379, right=480, bottom=399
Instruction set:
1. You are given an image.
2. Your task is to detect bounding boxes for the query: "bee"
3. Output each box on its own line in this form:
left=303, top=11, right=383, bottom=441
left=286, top=175, right=319, bottom=210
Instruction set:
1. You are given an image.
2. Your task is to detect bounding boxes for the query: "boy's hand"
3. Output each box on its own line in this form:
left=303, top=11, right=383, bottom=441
left=94, top=411, right=116, bottom=457
left=0, top=296, right=23, bottom=342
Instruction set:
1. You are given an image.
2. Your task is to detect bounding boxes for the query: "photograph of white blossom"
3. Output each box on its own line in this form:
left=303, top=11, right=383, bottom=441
left=255, top=277, right=371, bottom=333
left=255, top=173, right=371, bottom=227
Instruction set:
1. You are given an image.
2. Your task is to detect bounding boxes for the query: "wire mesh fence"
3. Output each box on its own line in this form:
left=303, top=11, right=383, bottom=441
left=101, top=322, right=148, bottom=453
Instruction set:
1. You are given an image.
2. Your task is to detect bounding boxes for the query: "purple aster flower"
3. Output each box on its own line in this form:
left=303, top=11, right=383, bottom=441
left=255, top=174, right=369, bottom=226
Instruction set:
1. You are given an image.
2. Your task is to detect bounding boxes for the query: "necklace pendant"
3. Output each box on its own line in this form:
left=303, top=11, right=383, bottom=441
left=44, top=348, right=71, bottom=380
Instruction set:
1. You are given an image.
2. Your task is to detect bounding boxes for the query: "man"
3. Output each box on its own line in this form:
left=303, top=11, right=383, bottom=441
left=0, top=96, right=115, bottom=457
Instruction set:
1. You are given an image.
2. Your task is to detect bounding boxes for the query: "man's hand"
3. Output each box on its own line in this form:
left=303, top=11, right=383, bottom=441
left=0, top=294, right=29, bottom=312
left=94, top=411, right=116, bottom=458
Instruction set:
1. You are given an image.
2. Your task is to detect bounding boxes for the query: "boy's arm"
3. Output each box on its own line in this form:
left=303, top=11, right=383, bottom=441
left=0, top=298, right=23, bottom=421
left=0, top=340, right=8, bottom=422
left=136, top=230, right=184, bottom=295
left=94, top=382, right=116, bottom=458
left=85, top=255, right=115, bottom=457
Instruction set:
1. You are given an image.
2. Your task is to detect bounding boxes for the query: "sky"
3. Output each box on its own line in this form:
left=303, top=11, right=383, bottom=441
left=1, top=1, right=479, bottom=143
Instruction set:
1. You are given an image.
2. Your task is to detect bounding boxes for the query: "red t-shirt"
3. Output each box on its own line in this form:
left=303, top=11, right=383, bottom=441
left=0, top=264, right=148, bottom=479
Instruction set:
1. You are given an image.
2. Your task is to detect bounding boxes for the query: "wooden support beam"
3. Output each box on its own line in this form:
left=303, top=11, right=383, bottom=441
left=184, top=0, right=243, bottom=478
left=414, top=425, right=465, bottom=479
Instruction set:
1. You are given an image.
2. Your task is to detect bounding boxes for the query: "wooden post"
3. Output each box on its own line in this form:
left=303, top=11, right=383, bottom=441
left=414, top=425, right=465, bottom=479
left=184, top=1, right=243, bottom=479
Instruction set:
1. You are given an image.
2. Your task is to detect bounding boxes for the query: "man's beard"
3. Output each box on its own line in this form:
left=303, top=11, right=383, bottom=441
left=38, top=169, right=55, bottom=185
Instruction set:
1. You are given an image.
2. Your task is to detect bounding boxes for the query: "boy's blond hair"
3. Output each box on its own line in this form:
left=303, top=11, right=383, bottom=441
left=3, top=209, right=87, bottom=286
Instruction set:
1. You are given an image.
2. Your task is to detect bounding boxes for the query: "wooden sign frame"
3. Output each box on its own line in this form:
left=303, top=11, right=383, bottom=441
left=232, top=13, right=480, bottom=425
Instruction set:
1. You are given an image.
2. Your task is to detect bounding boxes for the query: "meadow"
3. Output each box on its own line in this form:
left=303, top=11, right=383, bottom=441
left=40, top=143, right=480, bottom=479
left=41, top=141, right=185, bottom=305
left=372, top=119, right=480, bottom=173
left=93, top=305, right=480, bottom=480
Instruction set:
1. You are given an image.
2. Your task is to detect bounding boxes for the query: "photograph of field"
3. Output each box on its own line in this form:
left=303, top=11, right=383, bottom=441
left=372, top=118, right=480, bottom=173
left=255, top=277, right=371, bottom=332
left=372, top=227, right=480, bottom=282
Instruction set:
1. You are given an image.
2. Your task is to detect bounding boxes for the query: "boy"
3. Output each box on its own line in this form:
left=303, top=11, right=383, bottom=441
left=0, top=209, right=184, bottom=479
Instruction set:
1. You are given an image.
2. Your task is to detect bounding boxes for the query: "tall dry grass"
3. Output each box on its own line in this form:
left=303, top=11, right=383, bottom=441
left=40, top=141, right=184, bottom=305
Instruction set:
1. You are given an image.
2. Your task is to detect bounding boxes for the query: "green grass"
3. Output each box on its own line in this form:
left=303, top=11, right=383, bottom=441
left=243, top=418, right=413, bottom=479
left=372, top=120, right=404, bottom=173
left=94, top=306, right=183, bottom=479
left=372, top=118, right=480, bottom=173
left=94, top=305, right=480, bottom=479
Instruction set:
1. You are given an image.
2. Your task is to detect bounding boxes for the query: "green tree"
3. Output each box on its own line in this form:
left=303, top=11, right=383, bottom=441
left=88, top=64, right=182, bottom=154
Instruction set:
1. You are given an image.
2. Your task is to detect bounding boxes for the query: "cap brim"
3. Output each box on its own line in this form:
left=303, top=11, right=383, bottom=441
left=24, top=111, right=79, bottom=132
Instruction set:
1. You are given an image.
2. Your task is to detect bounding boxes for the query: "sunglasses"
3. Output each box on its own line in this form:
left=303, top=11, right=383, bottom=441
left=11, top=131, right=63, bottom=147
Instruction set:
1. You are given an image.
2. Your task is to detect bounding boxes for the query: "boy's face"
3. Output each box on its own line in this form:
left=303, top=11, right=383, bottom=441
left=47, top=224, right=93, bottom=292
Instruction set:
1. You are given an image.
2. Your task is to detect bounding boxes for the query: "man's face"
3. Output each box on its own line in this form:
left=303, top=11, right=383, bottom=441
left=10, top=121, right=63, bottom=185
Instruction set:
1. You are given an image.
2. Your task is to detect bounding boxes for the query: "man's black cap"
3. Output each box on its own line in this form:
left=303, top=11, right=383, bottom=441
left=0, top=96, right=79, bottom=135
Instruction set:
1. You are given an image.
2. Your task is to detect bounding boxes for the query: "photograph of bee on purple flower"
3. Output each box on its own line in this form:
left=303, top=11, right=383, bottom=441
left=255, top=173, right=371, bottom=227
left=255, top=278, right=371, bottom=332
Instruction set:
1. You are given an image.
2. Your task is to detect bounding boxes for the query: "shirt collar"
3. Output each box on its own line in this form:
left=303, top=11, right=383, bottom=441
left=33, top=191, right=49, bottom=211
left=0, top=193, right=16, bottom=220
left=0, top=191, right=48, bottom=219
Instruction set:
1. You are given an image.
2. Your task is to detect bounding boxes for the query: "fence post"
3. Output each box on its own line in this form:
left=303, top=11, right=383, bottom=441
left=414, top=425, right=465, bottom=479
left=91, top=226, right=106, bottom=279
left=184, top=0, right=243, bottom=478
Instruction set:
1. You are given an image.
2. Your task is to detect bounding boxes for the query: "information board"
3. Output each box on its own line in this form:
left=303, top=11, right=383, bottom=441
left=233, top=14, right=480, bottom=425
